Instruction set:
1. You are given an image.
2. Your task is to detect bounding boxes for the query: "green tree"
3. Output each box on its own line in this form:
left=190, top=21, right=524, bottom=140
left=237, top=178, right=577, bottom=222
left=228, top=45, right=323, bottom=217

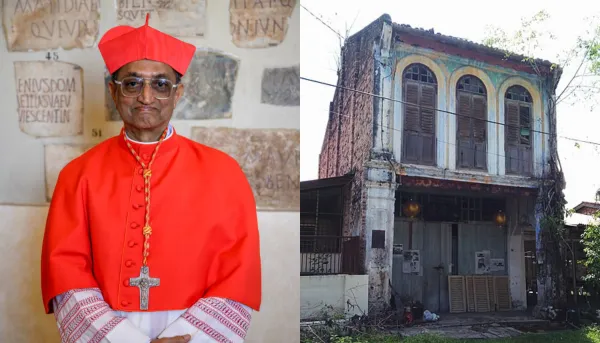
left=582, top=213, right=600, bottom=290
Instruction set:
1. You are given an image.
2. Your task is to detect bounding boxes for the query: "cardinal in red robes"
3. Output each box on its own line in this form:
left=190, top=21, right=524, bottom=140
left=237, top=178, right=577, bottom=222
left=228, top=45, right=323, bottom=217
left=40, top=14, right=261, bottom=343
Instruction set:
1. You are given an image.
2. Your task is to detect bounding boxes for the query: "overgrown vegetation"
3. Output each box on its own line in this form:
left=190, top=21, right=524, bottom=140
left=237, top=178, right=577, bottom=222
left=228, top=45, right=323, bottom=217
left=582, top=213, right=600, bottom=291
left=484, top=10, right=600, bottom=308
left=302, top=326, right=600, bottom=342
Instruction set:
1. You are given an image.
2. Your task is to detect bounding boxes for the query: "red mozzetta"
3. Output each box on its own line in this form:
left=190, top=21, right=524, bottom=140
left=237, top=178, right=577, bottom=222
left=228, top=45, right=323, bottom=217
left=40, top=129, right=262, bottom=314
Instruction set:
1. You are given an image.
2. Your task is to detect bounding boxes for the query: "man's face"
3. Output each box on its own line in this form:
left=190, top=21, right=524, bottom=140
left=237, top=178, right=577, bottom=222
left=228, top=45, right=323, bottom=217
left=108, top=59, right=184, bottom=132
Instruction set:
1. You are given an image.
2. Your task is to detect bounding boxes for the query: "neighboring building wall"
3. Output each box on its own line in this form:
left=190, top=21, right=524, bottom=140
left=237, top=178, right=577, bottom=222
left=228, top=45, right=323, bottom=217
left=300, top=275, right=369, bottom=320
left=318, top=16, right=384, bottom=180
left=318, top=17, right=392, bottom=288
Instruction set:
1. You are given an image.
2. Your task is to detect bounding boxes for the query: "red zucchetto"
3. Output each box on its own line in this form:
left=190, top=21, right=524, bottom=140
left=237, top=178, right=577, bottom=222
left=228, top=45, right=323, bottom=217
left=98, top=13, right=196, bottom=76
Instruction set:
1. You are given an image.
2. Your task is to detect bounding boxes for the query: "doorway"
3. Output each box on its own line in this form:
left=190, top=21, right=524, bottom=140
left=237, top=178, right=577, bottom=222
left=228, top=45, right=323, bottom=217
left=524, top=240, right=538, bottom=308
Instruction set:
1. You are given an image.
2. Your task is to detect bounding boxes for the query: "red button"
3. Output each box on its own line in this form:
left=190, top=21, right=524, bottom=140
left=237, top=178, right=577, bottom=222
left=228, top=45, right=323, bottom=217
left=125, top=260, right=133, bottom=267
left=138, top=169, right=143, bottom=175
left=133, top=204, right=141, bottom=209
left=130, top=223, right=139, bottom=229
left=142, top=153, right=149, bottom=160
left=128, top=241, right=136, bottom=247
left=123, top=279, right=129, bottom=286
left=136, top=185, right=143, bottom=192
left=121, top=301, right=129, bottom=306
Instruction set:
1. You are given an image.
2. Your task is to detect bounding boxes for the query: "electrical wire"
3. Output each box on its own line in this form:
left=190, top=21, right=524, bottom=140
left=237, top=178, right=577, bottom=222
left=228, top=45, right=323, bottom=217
left=327, top=109, right=548, bottom=168
left=301, top=76, right=600, bottom=147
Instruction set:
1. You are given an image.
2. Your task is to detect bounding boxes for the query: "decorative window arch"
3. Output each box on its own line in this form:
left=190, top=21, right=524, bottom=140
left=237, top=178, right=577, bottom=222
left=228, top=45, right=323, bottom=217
left=402, top=63, right=437, bottom=165
left=456, top=75, right=487, bottom=170
left=505, top=85, right=533, bottom=175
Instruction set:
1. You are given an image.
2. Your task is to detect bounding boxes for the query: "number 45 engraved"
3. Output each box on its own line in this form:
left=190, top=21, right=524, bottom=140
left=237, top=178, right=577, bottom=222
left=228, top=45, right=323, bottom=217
left=46, top=52, right=59, bottom=61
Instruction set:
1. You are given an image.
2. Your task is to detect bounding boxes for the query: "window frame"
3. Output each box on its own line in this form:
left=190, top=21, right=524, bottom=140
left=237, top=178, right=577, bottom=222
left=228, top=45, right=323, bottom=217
left=401, top=63, right=438, bottom=166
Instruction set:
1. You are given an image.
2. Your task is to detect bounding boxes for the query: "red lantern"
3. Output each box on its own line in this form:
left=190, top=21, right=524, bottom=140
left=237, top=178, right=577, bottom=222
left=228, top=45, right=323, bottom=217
left=494, top=210, right=506, bottom=226
left=403, top=199, right=421, bottom=219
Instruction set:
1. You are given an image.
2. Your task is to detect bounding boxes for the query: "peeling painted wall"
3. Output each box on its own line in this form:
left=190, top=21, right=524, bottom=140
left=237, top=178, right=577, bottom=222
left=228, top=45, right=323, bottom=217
left=389, top=43, right=552, bottom=183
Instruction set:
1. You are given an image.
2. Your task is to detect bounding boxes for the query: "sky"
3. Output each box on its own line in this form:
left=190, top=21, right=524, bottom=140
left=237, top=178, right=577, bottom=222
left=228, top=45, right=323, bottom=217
left=299, top=0, right=600, bottom=221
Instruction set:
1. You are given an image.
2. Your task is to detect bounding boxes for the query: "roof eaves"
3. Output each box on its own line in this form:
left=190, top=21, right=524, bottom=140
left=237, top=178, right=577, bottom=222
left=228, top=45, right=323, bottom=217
left=391, top=23, right=560, bottom=72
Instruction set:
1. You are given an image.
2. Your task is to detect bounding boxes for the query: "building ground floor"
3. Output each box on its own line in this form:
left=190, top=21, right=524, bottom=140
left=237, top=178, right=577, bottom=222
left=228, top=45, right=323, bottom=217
left=300, top=168, right=586, bottom=320
left=388, top=177, right=537, bottom=314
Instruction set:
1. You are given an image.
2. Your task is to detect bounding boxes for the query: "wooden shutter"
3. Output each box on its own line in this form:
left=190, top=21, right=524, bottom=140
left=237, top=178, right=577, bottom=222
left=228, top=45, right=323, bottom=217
left=403, top=81, right=436, bottom=165
left=494, top=276, right=512, bottom=311
left=519, top=105, right=533, bottom=175
left=448, top=276, right=467, bottom=313
left=404, top=82, right=420, bottom=131
left=487, top=276, right=496, bottom=311
left=457, top=93, right=472, bottom=139
left=457, top=93, right=472, bottom=168
left=465, top=276, right=475, bottom=312
left=473, top=95, right=487, bottom=169
left=519, top=106, right=531, bottom=146
left=521, top=146, right=532, bottom=175
left=403, top=82, right=421, bottom=163
left=421, top=84, right=436, bottom=164
left=506, top=146, right=520, bottom=174
left=505, top=101, right=532, bottom=175
left=505, top=102, right=520, bottom=145
left=473, top=276, right=491, bottom=312
left=505, top=101, right=520, bottom=174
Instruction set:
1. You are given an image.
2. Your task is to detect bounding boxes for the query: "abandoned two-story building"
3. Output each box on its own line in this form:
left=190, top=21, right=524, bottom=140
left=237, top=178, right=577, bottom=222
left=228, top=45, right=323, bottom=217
left=300, top=14, right=562, bottom=318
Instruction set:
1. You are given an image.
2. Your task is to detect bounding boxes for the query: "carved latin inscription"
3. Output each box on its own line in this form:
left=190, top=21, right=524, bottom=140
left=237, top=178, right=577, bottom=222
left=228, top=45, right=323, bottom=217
left=3, top=0, right=100, bottom=51
left=230, top=0, right=296, bottom=48
left=15, top=61, right=84, bottom=137
left=116, top=0, right=206, bottom=37
left=190, top=127, right=299, bottom=210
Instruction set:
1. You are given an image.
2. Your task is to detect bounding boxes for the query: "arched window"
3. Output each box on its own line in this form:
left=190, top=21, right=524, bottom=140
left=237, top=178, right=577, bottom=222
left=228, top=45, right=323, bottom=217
left=456, top=75, right=487, bottom=170
left=402, top=64, right=437, bottom=165
left=505, top=85, right=533, bottom=175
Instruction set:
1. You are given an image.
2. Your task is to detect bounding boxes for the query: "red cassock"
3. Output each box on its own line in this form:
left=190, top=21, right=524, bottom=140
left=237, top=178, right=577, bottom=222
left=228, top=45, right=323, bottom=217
left=40, top=130, right=262, bottom=314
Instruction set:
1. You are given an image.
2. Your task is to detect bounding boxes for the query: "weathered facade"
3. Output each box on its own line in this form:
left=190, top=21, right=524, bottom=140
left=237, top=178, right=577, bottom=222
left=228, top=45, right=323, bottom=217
left=317, top=14, right=562, bottom=313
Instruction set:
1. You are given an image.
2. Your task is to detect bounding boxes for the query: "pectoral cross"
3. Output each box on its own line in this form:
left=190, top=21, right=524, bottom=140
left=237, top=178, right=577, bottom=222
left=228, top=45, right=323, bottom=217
left=130, top=266, right=160, bottom=310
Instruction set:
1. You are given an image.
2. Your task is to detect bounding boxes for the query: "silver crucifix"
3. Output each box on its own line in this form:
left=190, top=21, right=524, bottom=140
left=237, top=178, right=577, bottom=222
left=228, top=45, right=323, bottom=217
left=129, top=266, right=160, bottom=310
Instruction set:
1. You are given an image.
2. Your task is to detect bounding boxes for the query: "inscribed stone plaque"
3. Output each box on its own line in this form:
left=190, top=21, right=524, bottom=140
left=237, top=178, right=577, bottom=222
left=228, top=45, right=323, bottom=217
left=45, top=144, right=90, bottom=201
left=230, top=0, right=296, bottom=48
left=3, top=0, right=100, bottom=51
left=116, top=0, right=206, bottom=37
left=15, top=61, right=84, bottom=137
left=190, top=127, right=299, bottom=210
left=261, top=65, right=299, bottom=106
left=173, top=50, right=239, bottom=120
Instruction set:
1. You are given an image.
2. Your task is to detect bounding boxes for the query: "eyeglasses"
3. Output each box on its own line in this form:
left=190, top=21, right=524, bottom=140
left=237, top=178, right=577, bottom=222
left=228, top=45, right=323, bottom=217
left=113, top=76, right=178, bottom=100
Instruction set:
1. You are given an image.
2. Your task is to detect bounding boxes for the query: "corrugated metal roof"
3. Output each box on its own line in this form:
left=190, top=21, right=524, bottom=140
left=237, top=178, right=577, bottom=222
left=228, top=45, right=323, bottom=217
left=573, top=201, right=600, bottom=215
left=392, top=23, right=557, bottom=70
left=300, top=173, right=354, bottom=191
left=344, top=14, right=561, bottom=79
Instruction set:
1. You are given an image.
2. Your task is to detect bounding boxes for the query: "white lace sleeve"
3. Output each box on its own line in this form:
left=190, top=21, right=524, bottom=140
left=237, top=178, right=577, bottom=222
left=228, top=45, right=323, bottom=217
left=158, top=297, right=253, bottom=343
left=52, top=288, right=152, bottom=343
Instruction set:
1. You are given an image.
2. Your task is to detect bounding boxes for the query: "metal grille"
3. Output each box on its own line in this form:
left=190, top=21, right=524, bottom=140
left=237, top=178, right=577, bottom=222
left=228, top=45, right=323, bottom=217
left=396, top=192, right=506, bottom=222
left=300, top=236, right=361, bottom=275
